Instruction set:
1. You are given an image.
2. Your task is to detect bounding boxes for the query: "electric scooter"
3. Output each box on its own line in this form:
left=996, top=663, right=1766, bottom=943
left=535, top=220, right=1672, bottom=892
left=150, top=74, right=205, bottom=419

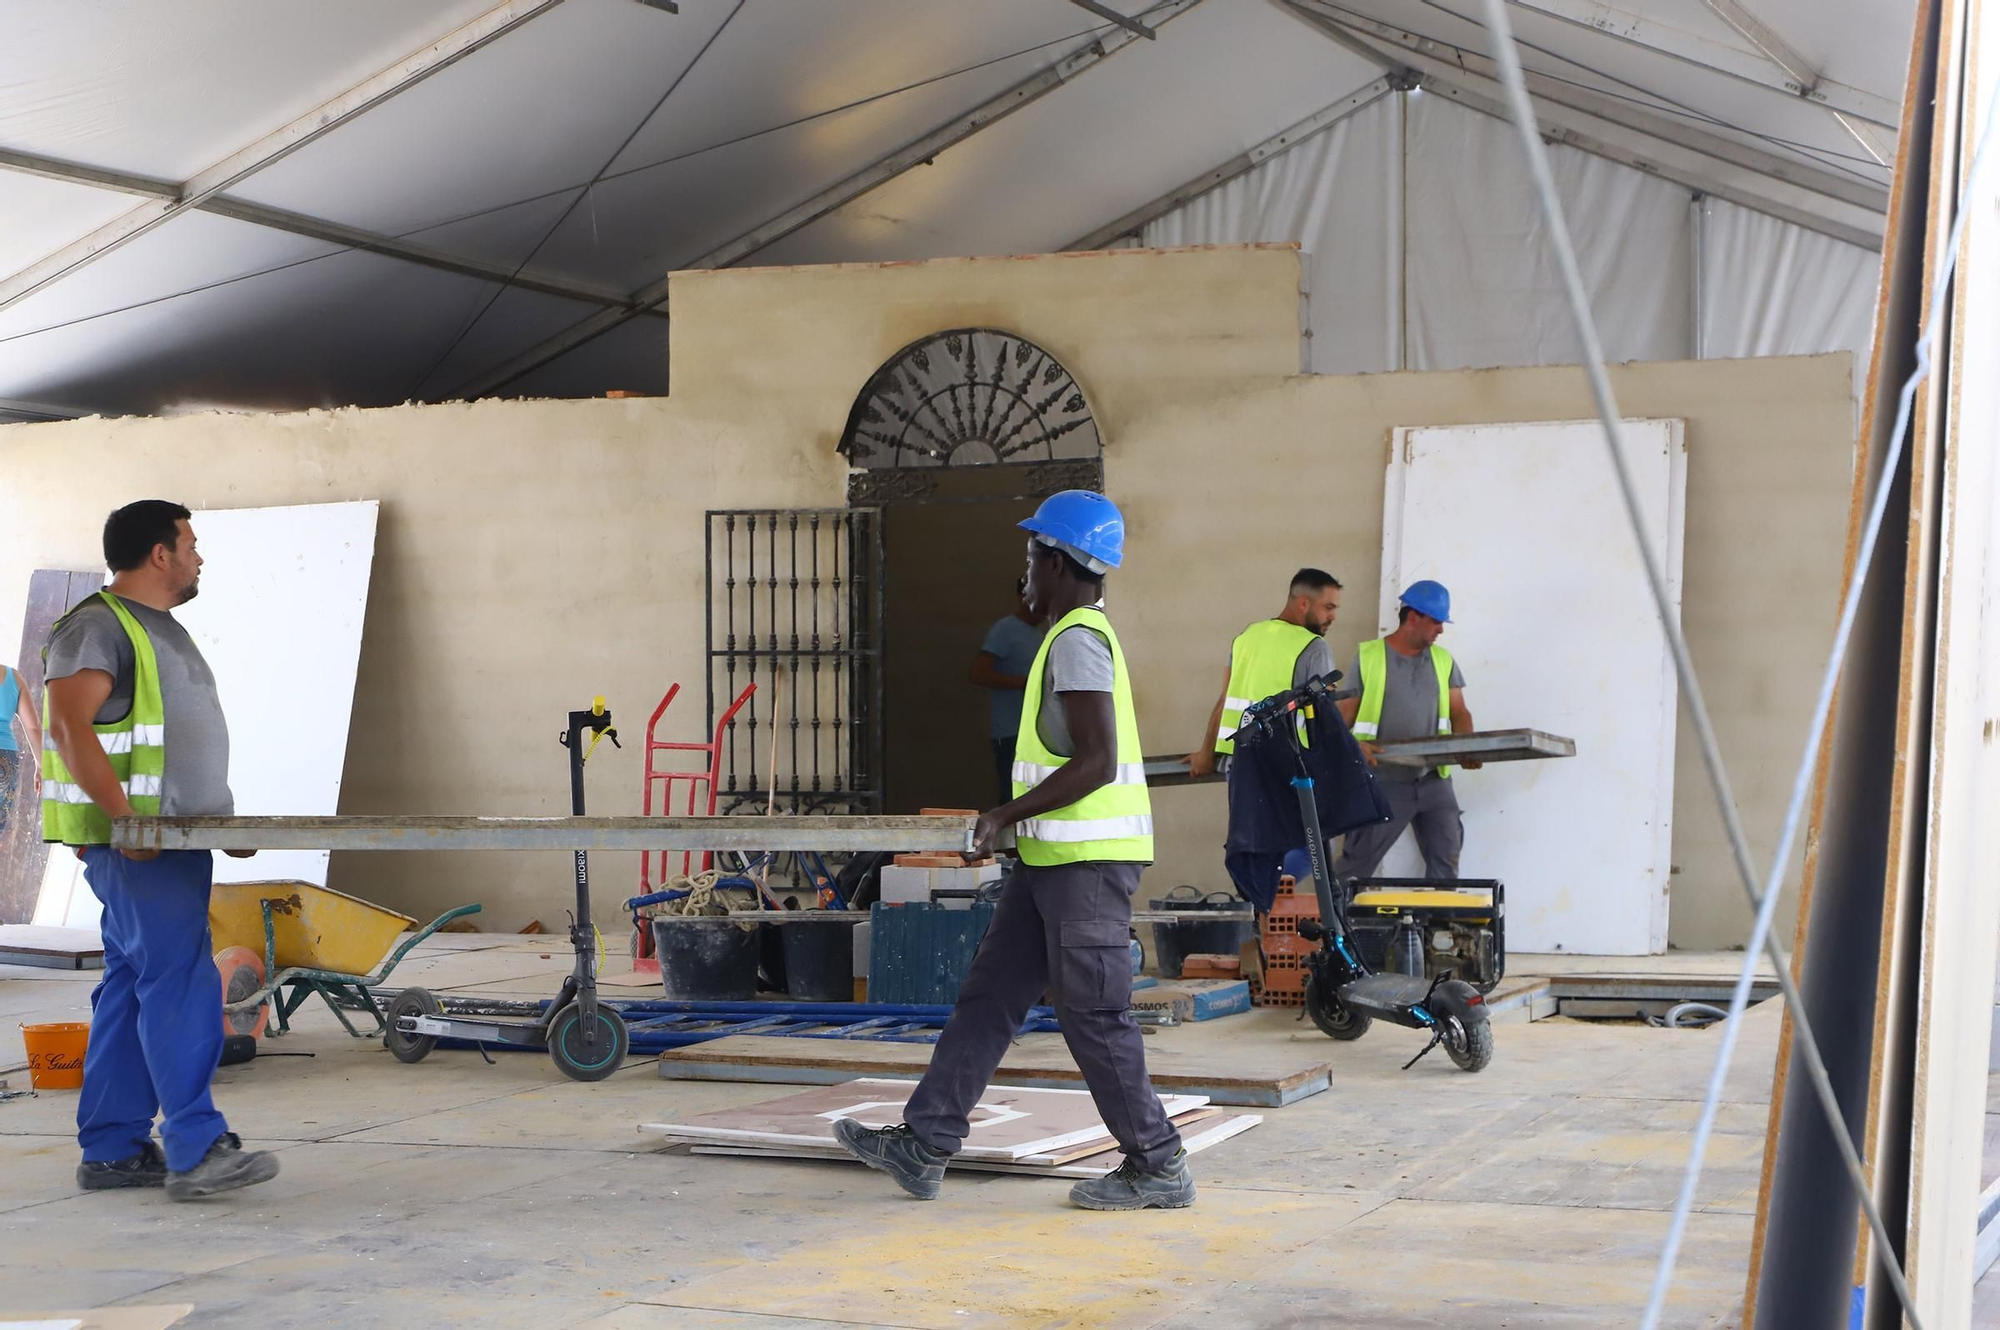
left=1232, top=675, right=1494, bottom=1073
left=383, top=698, right=633, bottom=1082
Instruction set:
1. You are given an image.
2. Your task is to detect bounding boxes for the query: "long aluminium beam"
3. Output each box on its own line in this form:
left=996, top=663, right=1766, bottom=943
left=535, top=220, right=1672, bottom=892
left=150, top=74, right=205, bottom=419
left=111, top=815, right=975, bottom=854
left=0, top=0, right=568, bottom=314
left=448, top=0, right=1204, bottom=398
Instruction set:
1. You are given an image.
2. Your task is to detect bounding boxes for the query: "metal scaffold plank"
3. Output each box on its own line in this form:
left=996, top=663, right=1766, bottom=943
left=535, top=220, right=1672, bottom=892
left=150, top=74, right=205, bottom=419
left=110, top=814, right=974, bottom=854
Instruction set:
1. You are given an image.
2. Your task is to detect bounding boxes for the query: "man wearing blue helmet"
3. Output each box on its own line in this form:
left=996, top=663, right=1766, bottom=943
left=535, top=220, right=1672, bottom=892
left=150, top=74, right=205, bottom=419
left=1331, top=580, right=1480, bottom=881
left=834, top=490, right=1192, bottom=1212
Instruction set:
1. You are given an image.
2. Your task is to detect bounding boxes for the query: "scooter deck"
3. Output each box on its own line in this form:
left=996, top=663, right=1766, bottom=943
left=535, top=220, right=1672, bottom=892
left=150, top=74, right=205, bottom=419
left=1342, top=972, right=1436, bottom=1018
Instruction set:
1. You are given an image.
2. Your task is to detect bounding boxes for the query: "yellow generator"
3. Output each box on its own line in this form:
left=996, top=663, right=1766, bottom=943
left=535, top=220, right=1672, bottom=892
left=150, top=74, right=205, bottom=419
left=1343, top=878, right=1504, bottom=994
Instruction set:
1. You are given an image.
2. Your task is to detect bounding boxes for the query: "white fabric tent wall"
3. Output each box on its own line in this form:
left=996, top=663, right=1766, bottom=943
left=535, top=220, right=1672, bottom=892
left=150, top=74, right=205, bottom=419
left=1143, top=89, right=1876, bottom=389
left=1696, top=197, right=1879, bottom=401
left=1144, top=94, right=1398, bottom=374
left=1404, top=91, right=1693, bottom=372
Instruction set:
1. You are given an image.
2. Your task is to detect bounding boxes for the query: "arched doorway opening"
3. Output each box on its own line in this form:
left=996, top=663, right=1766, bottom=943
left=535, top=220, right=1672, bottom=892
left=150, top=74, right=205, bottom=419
left=843, top=329, right=1103, bottom=813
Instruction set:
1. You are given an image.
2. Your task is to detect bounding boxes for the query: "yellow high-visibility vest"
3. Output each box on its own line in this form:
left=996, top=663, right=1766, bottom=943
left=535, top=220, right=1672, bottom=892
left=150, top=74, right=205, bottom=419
left=1012, top=606, right=1153, bottom=864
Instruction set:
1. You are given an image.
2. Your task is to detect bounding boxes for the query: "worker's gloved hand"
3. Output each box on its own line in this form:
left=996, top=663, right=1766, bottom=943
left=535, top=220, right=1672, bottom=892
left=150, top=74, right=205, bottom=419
left=1460, top=759, right=1484, bottom=772
left=1185, top=749, right=1215, bottom=779
left=1358, top=740, right=1381, bottom=768
left=965, top=809, right=1007, bottom=863
left=224, top=848, right=258, bottom=859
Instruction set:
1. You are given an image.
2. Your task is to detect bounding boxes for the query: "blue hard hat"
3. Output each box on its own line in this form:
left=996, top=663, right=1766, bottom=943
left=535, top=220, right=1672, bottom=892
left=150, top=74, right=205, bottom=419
left=1399, top=579, right=1452, bottom=623
left=1020, top=489, right=1125, bottom=571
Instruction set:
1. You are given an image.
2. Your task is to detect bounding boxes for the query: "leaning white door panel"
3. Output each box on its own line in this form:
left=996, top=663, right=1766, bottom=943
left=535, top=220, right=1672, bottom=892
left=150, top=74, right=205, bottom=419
left=1378, top=419, right=1685, bottom=954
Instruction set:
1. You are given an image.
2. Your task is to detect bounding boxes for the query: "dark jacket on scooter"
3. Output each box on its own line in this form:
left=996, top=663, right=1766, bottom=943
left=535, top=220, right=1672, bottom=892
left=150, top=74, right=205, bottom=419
left=1223, top=679, right=1390, bottom=910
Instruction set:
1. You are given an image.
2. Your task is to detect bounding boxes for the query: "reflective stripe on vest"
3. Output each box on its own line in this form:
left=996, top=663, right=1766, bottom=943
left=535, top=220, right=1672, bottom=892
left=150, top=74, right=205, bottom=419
left=1353, top=638, right=1455, bottom=778
left=42, top=592, right=168, bottom=846
left=1012, top=606, right=1153, bottom=865
left=1215, top=619, right=1320, bottom=754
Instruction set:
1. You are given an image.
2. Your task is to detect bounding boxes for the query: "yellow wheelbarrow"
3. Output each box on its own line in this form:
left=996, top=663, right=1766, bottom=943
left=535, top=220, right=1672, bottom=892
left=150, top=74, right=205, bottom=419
left=210, top=881, right=481, bottom=1039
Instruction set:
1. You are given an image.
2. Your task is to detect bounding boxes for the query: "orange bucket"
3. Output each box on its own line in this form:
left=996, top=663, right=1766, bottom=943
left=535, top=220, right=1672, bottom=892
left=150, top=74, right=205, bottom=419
left=22, top=1022, right=89, bottom=1089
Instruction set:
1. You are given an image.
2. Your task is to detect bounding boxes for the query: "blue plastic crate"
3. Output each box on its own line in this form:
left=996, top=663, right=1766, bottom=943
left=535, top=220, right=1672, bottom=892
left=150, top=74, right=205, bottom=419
left=868, top=902, right=996, bottom=1006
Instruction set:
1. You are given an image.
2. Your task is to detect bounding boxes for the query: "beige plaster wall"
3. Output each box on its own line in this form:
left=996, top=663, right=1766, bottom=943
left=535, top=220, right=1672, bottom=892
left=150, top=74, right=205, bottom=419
left=0, top=243, right=1852, bottom=949
left=0, top=245, right=1304, bottom=932
left=1110, top=354, right=1857, bottom=951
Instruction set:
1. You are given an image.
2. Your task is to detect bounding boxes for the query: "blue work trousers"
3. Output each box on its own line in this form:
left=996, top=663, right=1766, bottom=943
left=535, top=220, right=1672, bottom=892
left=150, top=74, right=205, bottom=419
left=76, top=848, right=228, bottom=1172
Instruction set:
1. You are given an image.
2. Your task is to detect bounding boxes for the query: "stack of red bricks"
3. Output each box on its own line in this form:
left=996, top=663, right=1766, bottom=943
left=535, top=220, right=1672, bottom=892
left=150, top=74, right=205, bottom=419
left=1251, top=874, right=1320, bottom=1008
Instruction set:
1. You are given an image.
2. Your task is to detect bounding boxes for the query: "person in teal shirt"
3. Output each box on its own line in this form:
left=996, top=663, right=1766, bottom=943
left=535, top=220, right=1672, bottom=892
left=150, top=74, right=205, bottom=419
left=968, top=574, right=1045, bottom=804
left=0, top=661, right=42, bottom=837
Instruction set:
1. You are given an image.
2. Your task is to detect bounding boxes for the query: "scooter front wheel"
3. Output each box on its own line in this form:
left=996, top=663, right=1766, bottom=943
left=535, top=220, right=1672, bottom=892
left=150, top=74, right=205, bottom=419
left=1304, top=975, right=1372, bottom=1041
left=549, top=1003, right=630, bottom=1082
left=1443, top=1015, right=1494, bottom=1072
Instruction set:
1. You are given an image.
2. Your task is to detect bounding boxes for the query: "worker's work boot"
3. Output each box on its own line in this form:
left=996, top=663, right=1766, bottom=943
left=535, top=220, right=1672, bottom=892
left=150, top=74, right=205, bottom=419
left=165, top=1132, right=279, bottom=1201
left=832, top=1119, right=947, bottom=1200
left=77, top=1141, right=168, bottom=1190
left=1068, top=1150, right=1196, bottom=1210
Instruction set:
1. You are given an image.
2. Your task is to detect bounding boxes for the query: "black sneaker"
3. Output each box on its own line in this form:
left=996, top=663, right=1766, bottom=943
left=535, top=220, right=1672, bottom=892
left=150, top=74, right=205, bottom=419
left=1068, top=1149, right=1197, bottom=1211
left=164, top=1132, right=279, bottom=1201
left=831, top=1119, right=947, bottom=1200
left=77, top=1141, right=168, bottom=1190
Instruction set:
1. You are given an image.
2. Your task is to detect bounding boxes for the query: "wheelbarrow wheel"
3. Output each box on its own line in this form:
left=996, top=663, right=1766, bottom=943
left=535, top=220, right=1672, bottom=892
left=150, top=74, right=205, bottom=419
left=549, top=1003, right=629, bottom=1082
left=384, top=988, right=442, bottom=1064
left=1305, top=975, right=1372, bottom=1041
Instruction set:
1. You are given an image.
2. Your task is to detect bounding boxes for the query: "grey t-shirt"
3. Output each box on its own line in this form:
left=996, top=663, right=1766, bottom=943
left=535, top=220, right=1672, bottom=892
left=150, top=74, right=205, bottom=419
left=43, top=597, right=235, bottom=816
left=1034, top=621, right=1116, bottom=758
left=1336, top=643, right=1466, bottom=784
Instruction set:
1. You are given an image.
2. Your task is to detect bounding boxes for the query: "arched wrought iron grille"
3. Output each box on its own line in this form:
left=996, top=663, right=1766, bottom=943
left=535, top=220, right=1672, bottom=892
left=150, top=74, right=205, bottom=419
left=840, top=328, right=1101, bottom=470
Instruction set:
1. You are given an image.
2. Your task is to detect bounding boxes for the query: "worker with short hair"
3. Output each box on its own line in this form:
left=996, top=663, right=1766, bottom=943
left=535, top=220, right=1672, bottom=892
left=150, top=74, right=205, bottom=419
left=43, top=500, right=279, bottom=1200
left=1187, top=568, right=1343, bottom=779
left=835, top=490, right=1192, bottom=1211
left=1331, top=579, right=1481, bottom=881
left=968, top=573, right=1044, bottom=805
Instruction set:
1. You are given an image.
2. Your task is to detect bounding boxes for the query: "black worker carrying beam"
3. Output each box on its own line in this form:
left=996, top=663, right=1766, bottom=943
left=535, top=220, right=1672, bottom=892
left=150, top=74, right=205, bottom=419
left=833, top=490, right=1194, bottom=1212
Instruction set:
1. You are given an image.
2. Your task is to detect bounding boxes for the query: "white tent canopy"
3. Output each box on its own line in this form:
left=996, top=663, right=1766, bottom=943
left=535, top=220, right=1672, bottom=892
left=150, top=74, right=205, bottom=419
left=0, top=0, right=1909, bottom=420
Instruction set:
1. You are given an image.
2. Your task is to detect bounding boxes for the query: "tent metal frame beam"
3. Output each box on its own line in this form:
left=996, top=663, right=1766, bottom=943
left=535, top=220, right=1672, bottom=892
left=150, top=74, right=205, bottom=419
left=1064, top=74, right=1399, bottom=250
left=0, top=147, right=664, bottom=317
left=448, top=0, right=1205, bottom=399
left=1069, top=0, right=1157, bottom=39
left=1286, top=1, right=1884, bottom=249
left=0, top=0, right=569, bottom=315
left=1698, top=0, right=1893, bottom=165
left=1505, top=0, right=1903, bottom=129
left=1289, top=2, right=1888, bottom=213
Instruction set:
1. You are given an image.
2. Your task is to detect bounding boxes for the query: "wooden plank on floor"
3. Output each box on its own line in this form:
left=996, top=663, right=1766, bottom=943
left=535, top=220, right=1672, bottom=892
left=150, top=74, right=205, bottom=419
left=653, top=1032, right=1333, bottom=1107
left=0, top=924, right=103, bottom=969
left=641, top=1077, right=1210, bottom=1161
left=686, top=1110, right=1263, bottom=1178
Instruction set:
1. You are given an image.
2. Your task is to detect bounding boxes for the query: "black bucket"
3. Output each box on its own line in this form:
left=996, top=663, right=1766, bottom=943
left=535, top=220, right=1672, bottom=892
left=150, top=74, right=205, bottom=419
left=652, top=917, right=761, bottom=1000
left=780, top=915, right=858, bottom=1002
left=1149, top=886, right=1256, bottom=979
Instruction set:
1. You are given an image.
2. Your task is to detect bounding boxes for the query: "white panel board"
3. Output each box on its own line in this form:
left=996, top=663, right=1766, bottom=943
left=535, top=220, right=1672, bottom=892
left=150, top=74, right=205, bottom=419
left=186, top=501, right=378, bottom=887
left=1379, top=419, right=1685, bottom=954
left=35, top=501, right=378, bottom=916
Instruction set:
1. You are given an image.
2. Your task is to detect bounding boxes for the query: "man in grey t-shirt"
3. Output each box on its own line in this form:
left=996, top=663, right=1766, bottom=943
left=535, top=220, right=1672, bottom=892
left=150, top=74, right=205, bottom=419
left=1331, top=581, right=1479, bottom=881
left=42, top=500, right=277, bottom=1200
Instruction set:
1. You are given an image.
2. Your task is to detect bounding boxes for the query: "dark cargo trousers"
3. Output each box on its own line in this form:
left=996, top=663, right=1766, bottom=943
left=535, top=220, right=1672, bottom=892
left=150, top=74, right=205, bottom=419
left=902, top=858, right=1184, bottom=1172
left=1330, top=773, right=1464, bottom=881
